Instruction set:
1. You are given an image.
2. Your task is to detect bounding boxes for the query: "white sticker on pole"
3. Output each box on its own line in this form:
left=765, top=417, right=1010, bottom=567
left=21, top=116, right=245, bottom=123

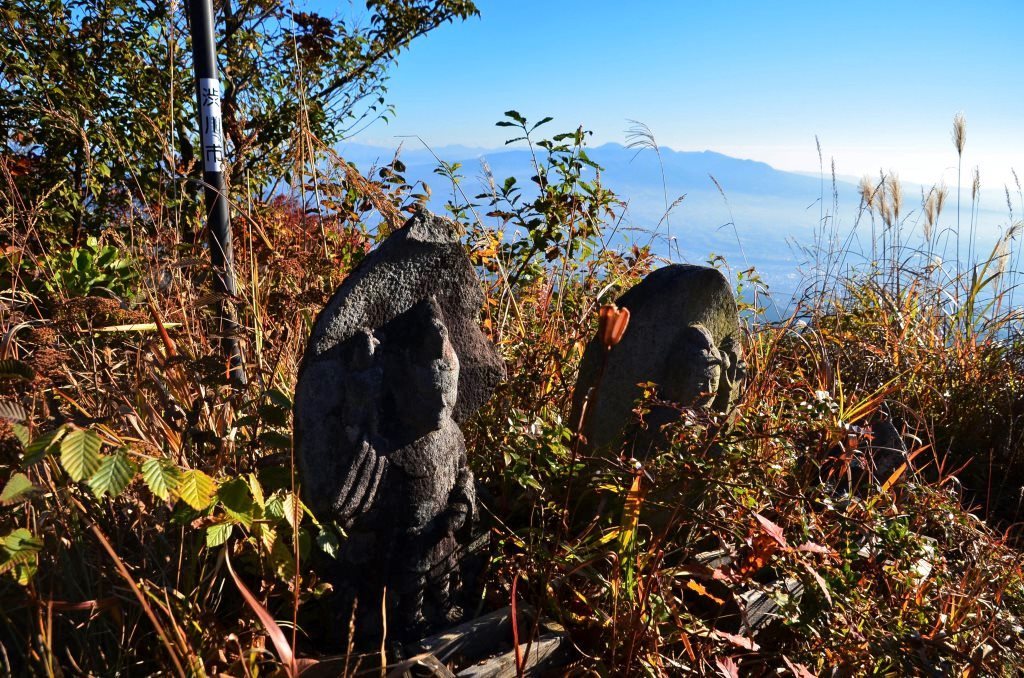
left=199, top=77, right=225, bottom=173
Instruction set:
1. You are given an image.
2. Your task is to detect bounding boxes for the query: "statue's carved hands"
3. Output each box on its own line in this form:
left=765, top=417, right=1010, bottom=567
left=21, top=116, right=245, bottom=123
left=443, top=468, right=476, bottom=534
left=332, top=438, right=387, bottom=525
left=444, top=501, right=470, bottom=534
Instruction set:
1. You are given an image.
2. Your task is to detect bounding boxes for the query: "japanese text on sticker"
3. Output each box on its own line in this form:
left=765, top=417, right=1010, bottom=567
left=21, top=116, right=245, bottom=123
left=199, top=77, right=224, bottom=173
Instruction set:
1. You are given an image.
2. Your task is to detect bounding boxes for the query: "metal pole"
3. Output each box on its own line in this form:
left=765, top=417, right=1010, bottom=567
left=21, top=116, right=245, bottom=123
left=188, top=0, right=247, bottom=386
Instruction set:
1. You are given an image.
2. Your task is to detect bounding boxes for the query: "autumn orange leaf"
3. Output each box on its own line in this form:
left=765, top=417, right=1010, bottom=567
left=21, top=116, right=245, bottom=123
left=686, top=579, right=725, bottom=605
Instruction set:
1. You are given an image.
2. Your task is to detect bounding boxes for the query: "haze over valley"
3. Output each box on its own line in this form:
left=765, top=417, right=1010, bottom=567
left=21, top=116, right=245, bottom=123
left=339, top=140, right=1016, bottom=302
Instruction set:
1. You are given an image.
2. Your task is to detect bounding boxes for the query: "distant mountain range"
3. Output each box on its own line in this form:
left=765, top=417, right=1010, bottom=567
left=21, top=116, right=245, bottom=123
left=336, top=141, right=1013, bottom=300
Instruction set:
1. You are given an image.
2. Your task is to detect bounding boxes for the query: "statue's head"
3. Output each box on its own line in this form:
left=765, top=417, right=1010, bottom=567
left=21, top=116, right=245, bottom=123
left=662, top=324, right=723, bottom=408
left=382, top=297, right=460, bottom=436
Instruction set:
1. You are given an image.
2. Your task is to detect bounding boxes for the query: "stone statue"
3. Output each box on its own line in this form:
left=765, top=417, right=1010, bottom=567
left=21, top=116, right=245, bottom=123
left=294, top=210, right=504, bottom=644
left=571, top=264, right=745, bottom=454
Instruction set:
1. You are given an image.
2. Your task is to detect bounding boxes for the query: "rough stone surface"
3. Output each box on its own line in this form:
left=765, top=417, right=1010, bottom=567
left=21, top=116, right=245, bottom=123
left=571, top=264, right=745, bottom=453
left=300, top=210, right=504, bottom=423
left=294, top=210, right=503, bottom=643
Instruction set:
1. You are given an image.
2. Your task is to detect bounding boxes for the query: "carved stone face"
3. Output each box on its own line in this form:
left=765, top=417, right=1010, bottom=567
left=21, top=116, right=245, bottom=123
left=389, top=303, right=460, bottom=435
left=662, top=324, right=723, bottom=408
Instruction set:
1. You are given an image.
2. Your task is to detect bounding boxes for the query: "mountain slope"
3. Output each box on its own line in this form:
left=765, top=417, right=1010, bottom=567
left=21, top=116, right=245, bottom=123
left=335, top=141, right=1009, bottom=299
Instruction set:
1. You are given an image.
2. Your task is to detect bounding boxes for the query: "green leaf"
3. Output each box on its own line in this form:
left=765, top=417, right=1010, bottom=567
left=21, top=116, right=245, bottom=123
left=257, top=402, right=289, bottom=427
left=1, top=528, right=42, bottom=556
left=258, top=430, right=292, bottom=450
left=0, top=528, right=42, bottom=582
left=141, top=458, right=180, bottom=501
left=88, top=450, right=135, bottom=498
left=23, top=426, right=66, bottom=465
left=206, top=523, right=233, bottom=548
left=283, top=492, right=300, bottom=531
left=60, top=428, right=103, bottom=482
left=11, top=423, right=29, bottom=448
left=502, top=109, right=526, bottom=124
left=218, top=478, right=255, bottom=528
left=268, top=532, right=296, bottom=581
left=0, top=473, right=37, bottom=505
left=0, top=400, right=27, bottom=423
left=530, top=116, right=553, bottom=131
left=264, top=491, right=285, bottom=522
left=316, top=526, right=342, bottom=559
left=265, top=388, right=292, bottom=410
left=178, top=470, right=217, bottom=510
left=10, top=559, right=37, bottom=585
left=0, top=359, right=34, bottom=381
left=248, top=473, right=265, bottom=508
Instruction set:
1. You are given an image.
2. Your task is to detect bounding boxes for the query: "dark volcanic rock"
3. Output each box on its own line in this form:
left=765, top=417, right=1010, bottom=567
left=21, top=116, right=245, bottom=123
left=294, top=210, right=503, bottom=644
left=571, top=264, right=745, bottom=454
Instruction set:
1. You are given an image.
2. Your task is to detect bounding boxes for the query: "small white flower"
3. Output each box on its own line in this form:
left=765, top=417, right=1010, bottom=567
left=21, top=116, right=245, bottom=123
left=814, top=390, right=830, bottom=401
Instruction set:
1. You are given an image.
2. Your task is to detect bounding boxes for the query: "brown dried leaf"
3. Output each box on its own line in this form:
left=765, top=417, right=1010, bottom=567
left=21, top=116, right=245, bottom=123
left=714, top=629, right=760, bottom=651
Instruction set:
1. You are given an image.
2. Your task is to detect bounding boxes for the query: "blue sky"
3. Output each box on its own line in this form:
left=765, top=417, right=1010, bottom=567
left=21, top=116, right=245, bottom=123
left=327, top=1, right=1021, bottom=188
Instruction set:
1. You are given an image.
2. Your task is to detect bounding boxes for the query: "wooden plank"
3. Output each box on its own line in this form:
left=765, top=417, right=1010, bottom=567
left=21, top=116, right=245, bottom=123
left=456, top=633, right=566, bottom=678
left=407, top=606, right=523, bottom=664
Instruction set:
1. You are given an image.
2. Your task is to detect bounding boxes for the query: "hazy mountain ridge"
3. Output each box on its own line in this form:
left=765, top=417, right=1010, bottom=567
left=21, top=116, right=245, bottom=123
left=337, top=141, right=1011, bottom=297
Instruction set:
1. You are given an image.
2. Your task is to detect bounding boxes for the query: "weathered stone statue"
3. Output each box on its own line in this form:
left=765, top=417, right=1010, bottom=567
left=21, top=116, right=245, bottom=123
left=571, top=264, right=745, bottom=454
left=294, top=210, right=504, bottom=643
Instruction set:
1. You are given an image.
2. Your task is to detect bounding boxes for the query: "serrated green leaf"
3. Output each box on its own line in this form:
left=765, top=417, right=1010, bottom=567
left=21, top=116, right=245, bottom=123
left=11, top=423, right=29, bottom=448
left=283, top=492, right=300, bottom=531
left=178, top=469, right=217, bottom=510
left=248, top=473, right=265, bottom=508
left=60, top=428, right=103, bottom=481
left=264, top=491, right=285, bottom=521
left=0, top=528, right=42, bottom=580
left=141, top=458, right=180, bottom=501
left=0, top=400, right=27, bottom=423
left=255, top=523, right=277, bottom=556
left=530, top=116, right=554, bottom=131
left=23, top=426, right=66, bottom=465
left=11, top=559, right=37, bottom=585
left=0, top=473, right=37, bottom=505
left=1, top=528, right=42, bottom=555
left=88, top=450, right=135, bottom=498
left=0, top=359, right=34, bottom=381
left=206, top=523, right=233, bottom=548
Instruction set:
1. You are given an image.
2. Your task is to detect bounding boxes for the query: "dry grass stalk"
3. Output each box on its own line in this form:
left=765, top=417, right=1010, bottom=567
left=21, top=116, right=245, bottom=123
left=859, top=175, right=876, bottom=210
left=952, top=112, right=967, bottom=157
